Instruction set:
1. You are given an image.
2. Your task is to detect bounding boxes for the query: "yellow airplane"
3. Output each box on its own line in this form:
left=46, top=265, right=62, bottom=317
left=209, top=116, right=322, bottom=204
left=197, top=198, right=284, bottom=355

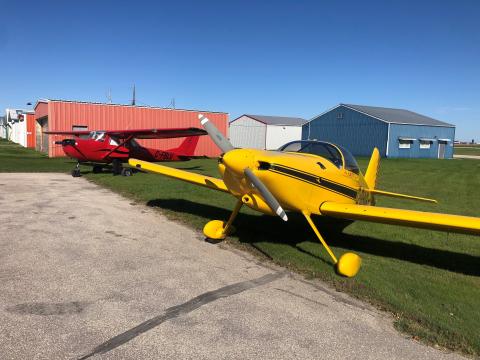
left=129, top=114, right=480, bottom=277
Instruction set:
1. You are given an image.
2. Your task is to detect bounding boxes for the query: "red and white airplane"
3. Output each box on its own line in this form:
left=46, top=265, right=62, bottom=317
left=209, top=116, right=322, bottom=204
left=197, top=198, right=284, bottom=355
left=45, top=127, right=207, bottom=177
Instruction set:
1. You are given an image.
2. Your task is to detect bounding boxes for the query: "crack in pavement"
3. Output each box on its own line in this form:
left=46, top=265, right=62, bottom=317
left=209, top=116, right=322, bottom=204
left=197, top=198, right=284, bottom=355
left=274, top=288, right=328, bottom=308
left=77, top=272, right=285, bottom=359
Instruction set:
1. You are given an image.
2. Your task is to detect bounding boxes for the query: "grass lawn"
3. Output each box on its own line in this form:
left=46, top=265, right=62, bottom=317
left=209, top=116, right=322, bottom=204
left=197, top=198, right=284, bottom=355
left=1, top=138, right=479, bottom=355
left=454, top=146, right=480, bottom=156
left=0, top=139, right=73, bottom=172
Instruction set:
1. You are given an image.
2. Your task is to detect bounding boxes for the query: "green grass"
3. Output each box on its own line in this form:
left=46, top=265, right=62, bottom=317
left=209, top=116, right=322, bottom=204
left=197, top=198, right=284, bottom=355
left=0, top=139, right=73, bottom=172
left=1, top=138, right=479, bottom=355
left=454, top=146, right=480, bottom=156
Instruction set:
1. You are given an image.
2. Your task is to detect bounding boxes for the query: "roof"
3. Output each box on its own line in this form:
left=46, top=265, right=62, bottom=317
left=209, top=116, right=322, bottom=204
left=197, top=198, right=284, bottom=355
left=34, top=99, right=228, bottom=115
left=341, top=104, right=454, bottom=127
left=232, top=114, right=308, bottom=126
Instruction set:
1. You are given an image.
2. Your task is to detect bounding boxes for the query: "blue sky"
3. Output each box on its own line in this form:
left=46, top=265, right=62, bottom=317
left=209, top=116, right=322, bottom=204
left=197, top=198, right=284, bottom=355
left=1, top=0, right=479, bottom=140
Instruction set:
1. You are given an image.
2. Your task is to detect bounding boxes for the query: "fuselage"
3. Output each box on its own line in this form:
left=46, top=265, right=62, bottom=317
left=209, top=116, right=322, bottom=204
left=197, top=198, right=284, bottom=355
left=218, top=146, right=373, bottom=216
left=60, top=134, right=185, bottom=164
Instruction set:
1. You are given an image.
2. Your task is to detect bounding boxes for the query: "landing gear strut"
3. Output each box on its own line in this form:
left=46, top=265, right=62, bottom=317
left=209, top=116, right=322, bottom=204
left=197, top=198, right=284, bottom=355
left=203, top=200, right=242, bottom=240
left=112, top=159, right=133, bottom=176
left=112, top=159, right=122, bottom=175
left=302, top=211, right=361, bottom=277
left=71, top=163, right=81, bottom=177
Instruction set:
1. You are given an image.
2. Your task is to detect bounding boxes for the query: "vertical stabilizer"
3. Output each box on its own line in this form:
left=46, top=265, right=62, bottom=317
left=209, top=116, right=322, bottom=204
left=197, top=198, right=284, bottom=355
left=364, top=148, right=380, bottom=189
left=170, top=136, right=201, bottom=157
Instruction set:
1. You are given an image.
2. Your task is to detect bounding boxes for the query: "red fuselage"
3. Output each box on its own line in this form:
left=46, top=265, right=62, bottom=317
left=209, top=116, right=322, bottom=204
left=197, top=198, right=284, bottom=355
left=61, top=134, right=192, bottom=164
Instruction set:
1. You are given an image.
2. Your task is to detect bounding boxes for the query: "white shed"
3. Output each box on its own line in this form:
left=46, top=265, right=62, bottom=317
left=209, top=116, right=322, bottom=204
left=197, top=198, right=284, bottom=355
left=229, top=114, right=307, bottom=150
left=4, top=108, right=32, bottom=147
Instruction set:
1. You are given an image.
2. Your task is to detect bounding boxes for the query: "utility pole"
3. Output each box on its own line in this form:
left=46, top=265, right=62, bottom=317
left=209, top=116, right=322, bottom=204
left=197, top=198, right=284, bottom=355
left=132, top=84, right=136, bottom=106
left=106, top=89, right=112, bottom=104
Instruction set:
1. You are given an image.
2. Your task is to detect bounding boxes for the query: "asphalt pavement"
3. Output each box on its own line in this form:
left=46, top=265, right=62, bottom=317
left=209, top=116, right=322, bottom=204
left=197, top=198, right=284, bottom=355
left=0, top=173, right=465, bottom=359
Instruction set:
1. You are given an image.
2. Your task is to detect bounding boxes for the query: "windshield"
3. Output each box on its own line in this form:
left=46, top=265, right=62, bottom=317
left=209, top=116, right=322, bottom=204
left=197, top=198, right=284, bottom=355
left=89, top=131, right=106, bottom=142
left=279, top=141, right=343, bottom=168
left=336, top=145, right=359, bottom=174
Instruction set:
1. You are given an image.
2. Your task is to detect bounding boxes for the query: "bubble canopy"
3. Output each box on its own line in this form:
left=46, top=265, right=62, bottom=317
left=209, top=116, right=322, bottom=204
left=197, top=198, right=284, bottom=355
left=278, top=140, right=360, bottom=174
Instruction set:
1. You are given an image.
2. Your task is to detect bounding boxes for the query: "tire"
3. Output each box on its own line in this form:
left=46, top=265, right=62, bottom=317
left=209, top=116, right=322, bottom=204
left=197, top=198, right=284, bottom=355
left=92, top=165, right=102, bottom=173
left=121, top=168, right=132, bottom=177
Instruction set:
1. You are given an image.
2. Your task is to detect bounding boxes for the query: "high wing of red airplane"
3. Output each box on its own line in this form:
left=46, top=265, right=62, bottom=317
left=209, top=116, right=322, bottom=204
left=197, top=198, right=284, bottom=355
left=45, top=127, right=208, bottom=177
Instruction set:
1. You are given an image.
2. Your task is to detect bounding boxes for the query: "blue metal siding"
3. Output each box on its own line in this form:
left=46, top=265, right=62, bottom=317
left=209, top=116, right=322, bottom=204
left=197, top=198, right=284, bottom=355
left=388, top=124, right=455, bottom=158
left=302, top=105, right=388, bottom=157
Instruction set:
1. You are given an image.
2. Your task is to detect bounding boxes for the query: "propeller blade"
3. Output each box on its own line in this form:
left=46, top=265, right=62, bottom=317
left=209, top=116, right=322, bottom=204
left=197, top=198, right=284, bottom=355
left=244, top=168, right=288, bottom=221
left=198, top=114, right=234, bottom=153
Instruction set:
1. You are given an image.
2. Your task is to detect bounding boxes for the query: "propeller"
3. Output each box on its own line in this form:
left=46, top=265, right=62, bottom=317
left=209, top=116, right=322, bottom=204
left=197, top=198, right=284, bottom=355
left=199, top=114, right=288, bottom=222
left=244, top=168, right=288, bottom=221
left=198, top=114, right=234, bottom=153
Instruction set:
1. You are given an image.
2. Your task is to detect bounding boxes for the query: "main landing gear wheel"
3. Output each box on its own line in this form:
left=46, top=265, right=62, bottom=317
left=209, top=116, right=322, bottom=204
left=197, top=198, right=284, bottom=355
left=336, top=252, right=362, bottom=278
left=203, top=200, right=242, bottom=241
left=203, top=220, right=236, bottom=240
left=302, top=211, right=362, bottom=277
left=121, top=168, right=133, bottom=176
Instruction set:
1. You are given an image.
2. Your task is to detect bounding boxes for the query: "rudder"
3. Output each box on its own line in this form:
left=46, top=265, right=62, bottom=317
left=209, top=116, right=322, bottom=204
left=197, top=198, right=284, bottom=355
left=364, top=147, right=380, bottom=189
left=170, top=136, right=201, bottom=156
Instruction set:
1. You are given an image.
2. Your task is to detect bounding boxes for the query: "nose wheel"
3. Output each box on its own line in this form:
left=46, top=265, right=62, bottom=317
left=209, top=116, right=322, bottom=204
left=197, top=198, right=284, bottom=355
left=71, top=163, right=81, bottom=177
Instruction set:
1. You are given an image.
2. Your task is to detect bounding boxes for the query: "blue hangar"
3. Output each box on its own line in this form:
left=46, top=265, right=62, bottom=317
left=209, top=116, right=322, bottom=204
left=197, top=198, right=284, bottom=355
left=302, top=104, right=455, bottom=158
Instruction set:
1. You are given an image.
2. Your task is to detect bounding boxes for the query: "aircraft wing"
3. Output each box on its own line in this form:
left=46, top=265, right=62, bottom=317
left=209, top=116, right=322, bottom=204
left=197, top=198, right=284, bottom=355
left=320, top=202, right=480, bottom=235
left=129, top=158, right=229, bottom=193
left=44, top=130, right=91, bottom=137
left=106, top=127, right=207, bottom=139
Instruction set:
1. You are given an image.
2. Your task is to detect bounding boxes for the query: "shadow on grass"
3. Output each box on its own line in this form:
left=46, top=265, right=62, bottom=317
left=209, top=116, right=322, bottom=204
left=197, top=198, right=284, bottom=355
left=147, top=198, right=480, bottom=277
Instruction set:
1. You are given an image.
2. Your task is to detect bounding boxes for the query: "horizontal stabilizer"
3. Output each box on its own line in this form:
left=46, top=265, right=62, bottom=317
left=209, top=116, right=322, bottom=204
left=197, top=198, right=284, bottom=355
left=366, top=189, right=437, bottom=203
left=129, top=158, right=229, bottom=193
left=320, top=202, right=480, bottom=235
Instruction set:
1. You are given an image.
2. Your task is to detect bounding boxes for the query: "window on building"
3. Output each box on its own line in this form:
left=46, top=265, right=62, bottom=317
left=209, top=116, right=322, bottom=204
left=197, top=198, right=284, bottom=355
left=398, top=139, right=413, bottom=149
left=73, top=125, right=89, bottom=139
left=337, top=112, right=344, bottom=119
left=419, top=140, right=432, bottom=149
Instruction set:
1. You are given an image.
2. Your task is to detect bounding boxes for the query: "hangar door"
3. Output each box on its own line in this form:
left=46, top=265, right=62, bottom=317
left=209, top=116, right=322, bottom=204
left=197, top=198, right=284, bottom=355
left=36, top=117, right=48, bottom=153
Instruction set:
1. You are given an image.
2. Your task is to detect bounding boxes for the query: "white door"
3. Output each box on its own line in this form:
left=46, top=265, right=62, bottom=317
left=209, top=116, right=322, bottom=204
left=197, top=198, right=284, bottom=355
left=438, top=142, right=446, bottom=159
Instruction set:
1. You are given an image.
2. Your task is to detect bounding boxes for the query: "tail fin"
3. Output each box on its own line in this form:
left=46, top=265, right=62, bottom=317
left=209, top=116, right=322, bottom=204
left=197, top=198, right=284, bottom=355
left=169, top=136, right=201, bottom=157
left=363, top=147, right=438, bottom=204
left=364, top=148, right=380, bottom=189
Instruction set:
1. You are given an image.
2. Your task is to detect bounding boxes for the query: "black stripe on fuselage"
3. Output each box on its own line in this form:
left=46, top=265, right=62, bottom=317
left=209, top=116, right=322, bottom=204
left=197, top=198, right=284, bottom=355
left=268, top=164, right=358, bottom=200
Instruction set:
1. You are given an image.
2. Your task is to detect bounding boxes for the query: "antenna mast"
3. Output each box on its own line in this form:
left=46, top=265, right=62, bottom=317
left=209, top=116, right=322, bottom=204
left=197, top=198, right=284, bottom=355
left=132, top=84, right=136, bottom=106
left=106, top=89, right=112, bottom=104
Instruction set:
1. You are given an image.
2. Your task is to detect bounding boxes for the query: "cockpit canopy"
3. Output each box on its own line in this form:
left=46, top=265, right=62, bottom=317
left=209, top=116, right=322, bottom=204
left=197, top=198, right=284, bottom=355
left=278, top=140, right=360, bottom=174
